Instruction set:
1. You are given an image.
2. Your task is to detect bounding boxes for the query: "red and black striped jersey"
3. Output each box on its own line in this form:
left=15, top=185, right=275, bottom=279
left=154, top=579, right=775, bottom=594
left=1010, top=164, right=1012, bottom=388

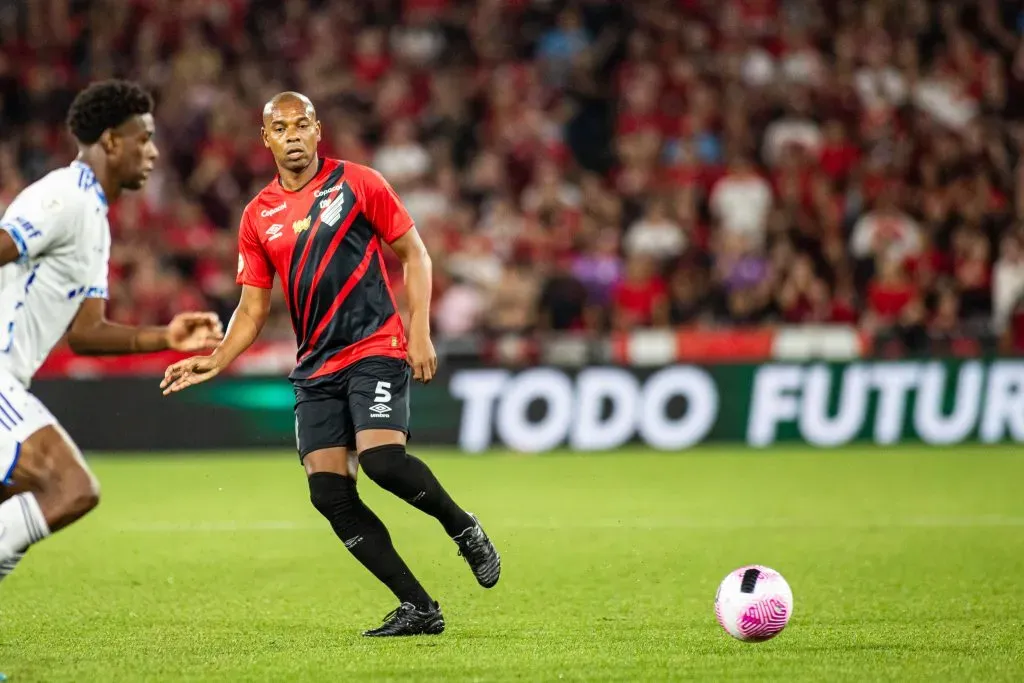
left=236, top=158, right=412, bottom=381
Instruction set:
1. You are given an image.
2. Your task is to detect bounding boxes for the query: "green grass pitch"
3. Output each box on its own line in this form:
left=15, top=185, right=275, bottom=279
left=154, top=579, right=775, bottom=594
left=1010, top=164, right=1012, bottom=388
left=1, top=445, right=1023, bottom=682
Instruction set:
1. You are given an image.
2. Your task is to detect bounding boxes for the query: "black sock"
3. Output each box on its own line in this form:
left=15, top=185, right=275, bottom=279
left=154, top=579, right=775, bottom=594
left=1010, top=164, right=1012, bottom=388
left=308, top=472, right=433, bottom=610
left=360, top=444, right=475, bottom=538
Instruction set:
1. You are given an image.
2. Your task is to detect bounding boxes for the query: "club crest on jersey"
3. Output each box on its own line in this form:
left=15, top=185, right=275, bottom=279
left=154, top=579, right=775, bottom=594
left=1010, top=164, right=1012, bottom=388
left=292, top=216, right=311, bottom=234
left=320, top=189, right=347, bottom=226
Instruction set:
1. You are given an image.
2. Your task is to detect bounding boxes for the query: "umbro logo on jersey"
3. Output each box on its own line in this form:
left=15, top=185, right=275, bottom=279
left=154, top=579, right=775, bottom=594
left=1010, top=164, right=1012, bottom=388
left=314, top=184, right=343, bottom=198
left=260, top=202, right=287, bottom=218
left=321, top=190, right=347, bottom=227
left=266, top=224, right=284, bottom=241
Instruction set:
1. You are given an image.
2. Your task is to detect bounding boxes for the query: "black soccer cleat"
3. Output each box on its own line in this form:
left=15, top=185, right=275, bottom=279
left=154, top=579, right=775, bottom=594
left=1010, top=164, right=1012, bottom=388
left=453, top=513, right=501, bottom=588
left=362, top=602, right=445, bottom=637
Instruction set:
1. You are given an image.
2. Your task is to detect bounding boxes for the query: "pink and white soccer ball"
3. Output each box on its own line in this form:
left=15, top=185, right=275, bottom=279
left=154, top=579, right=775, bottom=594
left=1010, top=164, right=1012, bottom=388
left=714, top=565, right=793, bottom=641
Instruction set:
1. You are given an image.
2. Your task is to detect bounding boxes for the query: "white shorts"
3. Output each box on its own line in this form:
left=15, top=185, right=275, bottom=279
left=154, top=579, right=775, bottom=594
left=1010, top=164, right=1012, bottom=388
left=0, top=368, right=57, bottom=485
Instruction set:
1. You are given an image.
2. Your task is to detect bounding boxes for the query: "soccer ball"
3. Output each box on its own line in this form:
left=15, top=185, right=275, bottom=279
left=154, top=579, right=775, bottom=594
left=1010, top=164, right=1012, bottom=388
left=714, top=565, right=793, bottom=641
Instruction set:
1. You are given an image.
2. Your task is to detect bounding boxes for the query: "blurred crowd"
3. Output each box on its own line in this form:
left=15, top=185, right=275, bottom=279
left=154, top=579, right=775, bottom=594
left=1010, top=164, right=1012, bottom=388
left=2, top=0, right=1024, bottom=353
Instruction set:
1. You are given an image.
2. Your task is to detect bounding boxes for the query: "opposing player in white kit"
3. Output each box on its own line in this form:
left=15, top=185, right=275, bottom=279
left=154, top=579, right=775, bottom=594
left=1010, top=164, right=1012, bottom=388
left=0, top=80, right=223, bottom=583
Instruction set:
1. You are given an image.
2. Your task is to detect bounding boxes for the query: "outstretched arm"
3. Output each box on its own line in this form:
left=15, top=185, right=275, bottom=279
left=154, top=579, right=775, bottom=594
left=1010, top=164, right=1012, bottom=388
left=68, top=298, right=223, bottom=355
left=208, top=284, right=272, bottom=368
left=161, top=285, right=271, bottom=394
left=0, top=230, right=222, bottom=356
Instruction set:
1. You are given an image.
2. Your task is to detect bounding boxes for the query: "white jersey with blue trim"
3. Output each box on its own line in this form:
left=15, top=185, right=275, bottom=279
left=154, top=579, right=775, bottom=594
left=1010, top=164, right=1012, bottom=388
left=0, top=161, right=111, bottom=387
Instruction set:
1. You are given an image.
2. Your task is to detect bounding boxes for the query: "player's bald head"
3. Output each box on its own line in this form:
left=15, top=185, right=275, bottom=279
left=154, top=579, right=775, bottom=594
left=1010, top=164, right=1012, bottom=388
left=261, top=91, right=322, bottom=175
left=262, top=92, right=316, bottom=124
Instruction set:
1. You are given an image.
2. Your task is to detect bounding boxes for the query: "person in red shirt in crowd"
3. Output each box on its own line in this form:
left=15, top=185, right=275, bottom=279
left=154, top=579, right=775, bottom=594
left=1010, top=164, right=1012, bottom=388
left=818, top=119, right=860, bottom=181
left=776, top=253, right=831, bottom=323
left=828, top=276, right=860, bottom=324
left=866, top=255, right=918, bottom=326
left=1002, top=296, right=1024, bottom=354
left=612, top=255, right=669, bottom=329
left=161, top=92, right=500, bottom=637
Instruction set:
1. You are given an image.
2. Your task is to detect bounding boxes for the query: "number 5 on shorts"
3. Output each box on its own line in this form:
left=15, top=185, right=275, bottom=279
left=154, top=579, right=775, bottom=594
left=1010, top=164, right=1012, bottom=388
left=374, top=381, right=392, bottom=404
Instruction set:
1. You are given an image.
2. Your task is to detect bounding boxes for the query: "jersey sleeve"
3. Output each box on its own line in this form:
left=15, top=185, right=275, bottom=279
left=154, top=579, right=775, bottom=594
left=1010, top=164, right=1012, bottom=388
left=86, top=251, right=110, bottom=299
left=0, top=190, right=79, bottom=263
left=236, top=210, right=274, bottom=288
left=358, top=166, right=415, bottom=243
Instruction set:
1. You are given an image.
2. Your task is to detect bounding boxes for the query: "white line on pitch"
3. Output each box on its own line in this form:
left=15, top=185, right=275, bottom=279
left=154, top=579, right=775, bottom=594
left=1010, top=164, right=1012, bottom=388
left=111, top=516, right=1024, bottom=533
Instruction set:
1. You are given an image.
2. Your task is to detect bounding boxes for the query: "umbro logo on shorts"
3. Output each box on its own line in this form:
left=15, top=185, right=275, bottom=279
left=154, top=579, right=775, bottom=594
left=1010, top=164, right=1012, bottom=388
left=369, top=404, right=391, bottom=417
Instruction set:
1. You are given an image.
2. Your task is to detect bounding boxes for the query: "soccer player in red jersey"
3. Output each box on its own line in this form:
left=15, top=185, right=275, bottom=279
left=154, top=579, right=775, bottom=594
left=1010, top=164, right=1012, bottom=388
left=161, top=92, right=500, bottom=637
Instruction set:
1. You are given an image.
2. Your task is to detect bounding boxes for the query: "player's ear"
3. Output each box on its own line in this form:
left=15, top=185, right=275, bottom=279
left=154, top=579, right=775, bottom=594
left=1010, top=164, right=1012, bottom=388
left=315, top=121, right=322, bottom=143
left=261, top=127, right=270, bottom=149
left=99, top=129, right=116, bottom=155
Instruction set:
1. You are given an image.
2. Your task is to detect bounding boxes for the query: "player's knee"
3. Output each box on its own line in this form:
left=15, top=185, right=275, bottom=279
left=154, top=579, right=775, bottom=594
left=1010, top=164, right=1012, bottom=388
left=40, top=448, right=99, bottom=519
left=308, top=471, right=356, bottom=522
left=358, top=444, right=407, bottom=484
left=20, top=428, right=99, bottom=519
left=66, top=468, right=100, bottom=517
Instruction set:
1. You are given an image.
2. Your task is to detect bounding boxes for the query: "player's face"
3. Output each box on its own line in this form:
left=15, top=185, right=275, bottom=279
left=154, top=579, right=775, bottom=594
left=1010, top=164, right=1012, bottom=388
left=262, top=102, right=321, bottom=173
left=111, top=113, right=159, bottom=191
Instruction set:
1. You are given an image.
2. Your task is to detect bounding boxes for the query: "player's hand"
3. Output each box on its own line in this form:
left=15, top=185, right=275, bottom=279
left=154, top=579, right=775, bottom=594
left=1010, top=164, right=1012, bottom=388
left=407, top=333, right=438, bottom=383
left=161, top=355, right=223, bottom=395
left=166, top=312, right=224, bottom=352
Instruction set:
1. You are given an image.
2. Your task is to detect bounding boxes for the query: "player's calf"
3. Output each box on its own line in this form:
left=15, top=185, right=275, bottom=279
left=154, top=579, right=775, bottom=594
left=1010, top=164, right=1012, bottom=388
left=359, top=443, right=474, bottom=537
left=358, top=443, right=501, bottom=587
left=0, top=426, right=99, bottom=572
left=305, top=448, right=435, bottom=612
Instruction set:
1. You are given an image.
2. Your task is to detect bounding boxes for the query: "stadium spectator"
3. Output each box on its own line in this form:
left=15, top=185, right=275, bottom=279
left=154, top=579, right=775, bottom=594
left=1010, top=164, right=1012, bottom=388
left=994, top=234, right=1024, bottom=332
left=611, top=255, right=668, bottom=330
left=850, top=195, right=923, bottom=266
left=538, top=257, right=590, bottom=332
left=866, top=256, right=919, bottom=329
left=624, top=197, right=687, bottom=262
left=373, top=119, right=432, bottom=189
left=486, top=258, right=541, bottom=334
left=0, top=0, right=1020, bottom=358
left=572, top=227, right=624, bottom=311
left=709, top=155, right=773, bottom=247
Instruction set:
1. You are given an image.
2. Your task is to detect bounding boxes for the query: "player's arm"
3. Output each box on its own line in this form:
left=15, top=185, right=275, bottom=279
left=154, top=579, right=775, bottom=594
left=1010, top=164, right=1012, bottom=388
left=0, top=231, right=21, bottom=267
left=162, top=210, right=274, bottom=395
left=389, top=228, right=437, bottom=383
left=0, top=199, right=58, bottom=267
left=211, top=285, right=273, bottom=366
left=0, top=194, right=222, bottom=355
left=160, top=285, right=272, bottom=395
left=360, top=165, right=437, bottom=383
left=67, top=298, right=223, bottom=356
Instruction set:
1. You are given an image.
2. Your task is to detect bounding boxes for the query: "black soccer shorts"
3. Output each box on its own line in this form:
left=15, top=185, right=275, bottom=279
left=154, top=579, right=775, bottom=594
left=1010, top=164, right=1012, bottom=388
left=292, top=356, right=411, bottom=459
